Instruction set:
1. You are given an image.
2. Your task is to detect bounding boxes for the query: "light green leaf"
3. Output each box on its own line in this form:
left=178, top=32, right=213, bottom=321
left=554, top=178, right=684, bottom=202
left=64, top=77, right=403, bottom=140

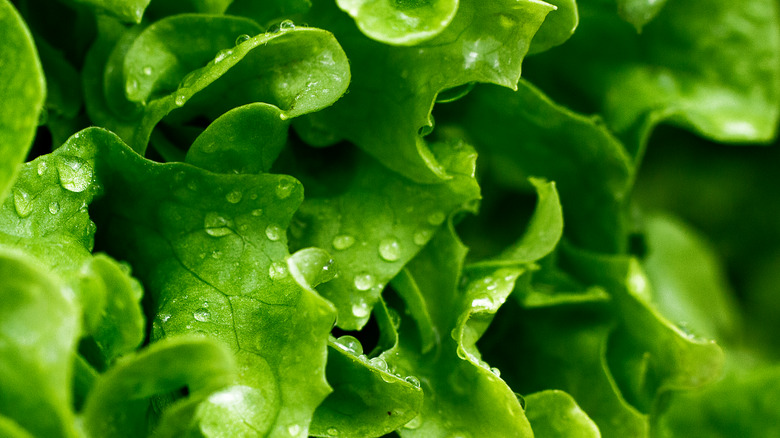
left=336, top=0, right=459, bottom=46
left=301, top=0, right=553, bottom=182
left=0, top=0, right=45, bottom=203
left=525, top=390, right=601, bottom=438
left=72, top=0, right=152, bottom=23
left=289, top=140, right=480, bottom=330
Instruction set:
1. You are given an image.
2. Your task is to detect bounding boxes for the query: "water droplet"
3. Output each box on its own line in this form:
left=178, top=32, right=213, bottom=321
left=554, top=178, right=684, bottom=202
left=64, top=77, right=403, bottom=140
left=160, top=313, right=171, bottom=323
left=353, top=273, right=375, bottom=291
left=490, top=367, right=501, bottom=377
left=226, top=190, right=242, bottom=203
left=211, top=250, right=222, bottom=259
left=368, top=356, right=388, bottom=372
left=179, top=71, right=199, bottom=89
left=287, top=424, right=300, bottom=436
left=413, top=230, right=431, bottom=245
left=388, top=308, right=401, bottom=328
left=276, top=179, right=294, bottom=199
left=204, top=212, right=233, bottom=237
left=326, top=427, right=339, bottom=436
left=126, top=79, right=139, bottom=96
left=378, top=237, right=401, bottom=262
left=332, top=234, right=355, bottom=250
left=214, top=48, right=233, bottom=64
left=404, top=415, right=423, bottom=430
left=57, top=156, right=93, bottom=192
left=513, top=392, right=526, bottom=409
left=194, top=308, right=211, bottom=322
left=280, top=20, right=296, bottom=31
left=12, top=188, right=33, bottom=218
left=235, top=34, right=251, bottom=45
left=265, top=224, right=282, bottom=241
left=251, top=208, right=263, bottom=217
left=48, top=201, right=60, bottom=214
left=36, top=161, right=48, bottom=176
left=428, top=211, right=445, bottom=225
left=175, top=93, right=186, bottom=106
left=351, top=301, right=370, bottom=318
left=334, top=335, right=363, bottom=355
left=142, top=66, right=153, bottom=76
left=269, top=261, right=288, bottom=279
left=405, top=375, right=421, bottom=387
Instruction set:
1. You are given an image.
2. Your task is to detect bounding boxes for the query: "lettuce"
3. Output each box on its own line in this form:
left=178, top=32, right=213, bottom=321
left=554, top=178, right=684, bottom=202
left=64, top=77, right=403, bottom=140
left=1, top=0, right=779, bottom=436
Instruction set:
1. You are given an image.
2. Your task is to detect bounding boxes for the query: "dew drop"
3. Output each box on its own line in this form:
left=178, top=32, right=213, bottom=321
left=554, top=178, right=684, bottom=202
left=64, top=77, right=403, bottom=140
left=142, top=66, right=153, bottom=76
left=194, top=308, right=211, bottom=322
left=334, top=335, right=363, bottom=355
left=428, top=211, right=446, bottom=225
left=405, top=375, right=421, bottom=387
left=332, top=234, right=355, bottom=250
left=265, top=224, right=282, bottom=241
left=211, top=250, right=222, bottom=259
left=280, top=20, right=296, bottom=31
left=160, top=313, right=171, bottom=323
left=204, top=212, right=233, bottom=237
left=287, top=424, right=300, bottom=436
left=251, top=208, right=263, bottom=217
left=404, top=415, right=423, bottom=430
left=513, top=392, right=526, bottom=409
left=490, top=367, right=501, bottom=377
left=368, top=356, right=388, bottom=372
left=48, top=201, right=60, bottom=214
left=326, top=427, right=339, bottom=436
left=413, top=230, right=431, bottom=245
left=214, top=48, right=233, bottom=64
left=226, top=190, right=242, bottom=203
left=12, top=188, right=33, bottom=218
left=175, top=93, right=186, bottom=106
left=36, top=161, right=47, bottom=176
left=57, top=156, right=93, bottom=192
left=125, top=79, right=139, bottom=96
left=378, top=237, right=401, bottom=262
left=276, top=179, right=294, bottom=199
left=235, top=34, right=251, bottom=45
left=268, top=261, right=288, bottom=279
left=351, top=301, right=370, bottom=318
left=388, top=307, right=401, bottom=329
left=353, top=273, right=375, bottom=291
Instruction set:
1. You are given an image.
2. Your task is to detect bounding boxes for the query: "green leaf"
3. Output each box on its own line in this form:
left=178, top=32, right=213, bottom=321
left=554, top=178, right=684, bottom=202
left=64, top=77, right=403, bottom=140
left=525, top=390, right=601, bottom=438
left=81, top=336, right=236, bottom=438
left=0, top=248, right=80, bottom=438
left=289, top=140, right=480, bottom=330
left=439, top=80, right=633, bottom=253
left=0, top=0, right=45, bottom=203
left=641, top=213, right=741, bottom=342
left=526, top=0, right=780, bottom=150
left=301, top=0, right=553, bottom=182
left=384, top=224, right=533, bottom=437
left=615, top=0, right=668, bottom=31
left=336, top=0, right=459, bottom=46
left=528, top=0, right=578, bottom=54
left=72, top=0, right=151, bottom=23
left=81, top=127, right=336, bottom=436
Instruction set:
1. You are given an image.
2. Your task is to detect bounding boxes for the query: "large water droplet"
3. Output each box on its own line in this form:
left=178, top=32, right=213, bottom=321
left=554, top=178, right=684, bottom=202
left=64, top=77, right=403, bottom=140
left=513, top=392, right=526, bottom=409
left=204, top=212, right=233, bottom=237
left=334, top=335, right=363, bottom=355
left=269, top=261, right=288, bottom=279
left=268, top=19, right=296, bottom=33
left=332, top=234, right=355, bottom=250
left=265, top=224, right=282, bottom=241
left=57, top=156, right=93, bottom=192
left=276, top=179, right=294, bottom=199
left=36, top=161, right=48, bottom=176
left=490, top=367, right=501, bottom=377
left=175, top=93, right=186, bottom=106
left=353, top=273, right=375, bottom=291
left=12, top=188, right=33, bottom=218
left=48, top=201, right=60, bottom=214
left=194, top=308, right=211, bottom=322
left=235, top=34, right=251, bottom=45
left=226, top=190, right=242, bottom=203
left=405, top=375, right=421, bottom=388
left=378, top=237, right=401, bottom=262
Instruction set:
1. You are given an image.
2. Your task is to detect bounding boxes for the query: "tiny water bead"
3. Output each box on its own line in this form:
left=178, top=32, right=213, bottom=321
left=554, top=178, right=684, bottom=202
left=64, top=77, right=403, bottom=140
left=226, top=190, right=242, bottom=203
left=332, top=234, right=355, bottom=250
left=12, top=188, right=32, bottom=218
left=413, top=229, right=431, bottom=245
left=490, top=367, right=501, bottom=377
left=428, top=211, right=446, bottom=225
left=368, top=356, right=388, bottom=372
left=48, top=201, right=60, bottom=214
left=265, top=224, right=283, bottom=241
left=268, top=19, right=296, bottom=33
left=251, top=208, right=263, bottom=217
left=353, top=273, right=375, bottom=291
left=268, top=261, right=288, bottom=279
left=174, top=93, right=187, bottom=106
left=276, top=179, right=294, bottom=199
left=334, top=335, right=363, bottom=355
left=235, top=34, right=251, bottom=45
left=204, top=212, right=233, bottom=237
left=287, top=424, right=300, bottom=436
left=326, top=427, right=339, bottom=436
left=351, top=301, right=370, bottom=318
left=404, top=375, right=421, bottom=388
left=194, top=308, right=211, bottom=322
left=214, top=48, right=233, bottom=64
left=378, top=237, right=401, bottom=262
left=36, top=161, right=47, bottom=175
left=142, top=66, right=153, bottom=75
